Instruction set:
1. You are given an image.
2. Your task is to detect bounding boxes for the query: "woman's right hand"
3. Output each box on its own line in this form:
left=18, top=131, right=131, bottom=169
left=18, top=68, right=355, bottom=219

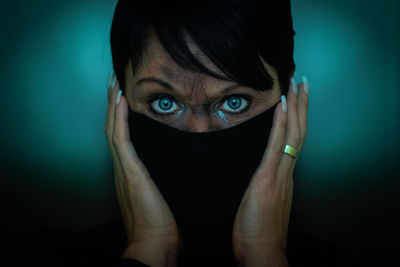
left=105, top=74, right=181, bottom=266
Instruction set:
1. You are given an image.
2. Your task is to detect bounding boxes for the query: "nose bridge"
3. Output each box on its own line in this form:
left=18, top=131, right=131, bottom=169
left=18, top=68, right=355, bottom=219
left=185, top=112, right=213, bottom=132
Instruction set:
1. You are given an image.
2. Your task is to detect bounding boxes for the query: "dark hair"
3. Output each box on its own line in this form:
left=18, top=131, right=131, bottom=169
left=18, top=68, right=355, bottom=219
left=110, top=0, right=296, bottom=95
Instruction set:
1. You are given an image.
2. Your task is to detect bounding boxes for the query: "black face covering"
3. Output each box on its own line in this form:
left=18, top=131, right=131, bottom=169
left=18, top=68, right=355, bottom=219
left=128, top=102, right=278, bottom=266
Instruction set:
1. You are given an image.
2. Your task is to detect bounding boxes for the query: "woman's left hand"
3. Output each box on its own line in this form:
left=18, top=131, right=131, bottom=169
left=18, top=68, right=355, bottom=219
left=232, top=77, right=309, bottom=267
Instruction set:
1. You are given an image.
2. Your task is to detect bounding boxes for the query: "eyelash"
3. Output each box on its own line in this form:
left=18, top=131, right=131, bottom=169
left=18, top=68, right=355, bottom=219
left=146, top=93, right=252, bottom=118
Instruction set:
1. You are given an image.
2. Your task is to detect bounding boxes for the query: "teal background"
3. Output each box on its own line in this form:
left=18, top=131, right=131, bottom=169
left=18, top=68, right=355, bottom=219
left=1, top=0, right=399, bottom=254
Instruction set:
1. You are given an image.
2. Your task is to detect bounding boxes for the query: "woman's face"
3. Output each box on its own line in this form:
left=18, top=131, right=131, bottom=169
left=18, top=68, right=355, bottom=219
left=125, top=31, right=281, bottom=132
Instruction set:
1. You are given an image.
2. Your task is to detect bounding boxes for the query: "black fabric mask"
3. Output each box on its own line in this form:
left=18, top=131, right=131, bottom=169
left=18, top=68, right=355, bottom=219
left=128, top=102, right=278, bottom=266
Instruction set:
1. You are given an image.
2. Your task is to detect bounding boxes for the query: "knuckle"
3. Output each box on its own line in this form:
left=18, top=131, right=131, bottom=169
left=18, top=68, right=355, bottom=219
left=108, top=88, right=114, bottom=101
left=289, top=133, right=301, bottom=148
left=301, top=129, right=307, bottom=142
left=293, top=131, right=302, bottom=146
left=280, top=112, right=288, bottom=125
left=304, top=101, right=309, bottom=111
left=105, top=129, right=113, bottom=141
left=303, top=95, right=309, bottom=108
left=104, top=122, right=112, bottom=136
left=288, top=125, right=302, bottom=147
left=112, top=135, right=120, bottom=147
left=270, top=143, right=285, bottom=155
left=108, top=87, right=113, bottom=102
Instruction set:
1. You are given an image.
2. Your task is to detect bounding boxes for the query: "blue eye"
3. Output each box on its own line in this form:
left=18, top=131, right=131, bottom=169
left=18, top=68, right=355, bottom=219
left=221, top=96, right=249, bottom=113
left=159, top=98, right=173, bottom=110
left=147, top=93, right=251, bottom=118
left=150, top=95, right=180, bottom=115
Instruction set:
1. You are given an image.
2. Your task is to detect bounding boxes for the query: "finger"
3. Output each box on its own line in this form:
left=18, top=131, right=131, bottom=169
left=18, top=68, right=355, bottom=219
left=112, top=91, right=151, bottom=187
left=255, top=96, right=288, bottom=179
left=105, top=76, right=121, bottom=160
left=105, top=77, right=131, bottom=225
left=107, top=73, right=117, bottom=104
left=106, top=78, right=127, bottom=212
left=287, top=76, right=309, bottom=176
left=112, top=91, right=173, bottom=229
left=297, top=75, right=309, bottom=149
left=279, top=77, right=301, bottom=177
left=105, top=75, right=119, bottom=143
left=105, top=77, right=124, bottom=186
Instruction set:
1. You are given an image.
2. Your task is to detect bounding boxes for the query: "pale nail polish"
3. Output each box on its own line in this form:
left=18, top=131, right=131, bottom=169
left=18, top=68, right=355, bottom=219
left=111, top=75, right=117, bottom=90
left=108, top=74, right=113, bottom=88
left=291, top=77, right=297, bottom=95
left=281, top=95, right=287, bottom=112
left=302, top=75, right=309, bottom=94
left=116, top=90, right=122, bottom=105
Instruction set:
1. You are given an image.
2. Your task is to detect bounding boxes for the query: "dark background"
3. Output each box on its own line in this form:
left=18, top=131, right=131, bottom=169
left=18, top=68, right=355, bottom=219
left=1, top=0, right=399, bottom=259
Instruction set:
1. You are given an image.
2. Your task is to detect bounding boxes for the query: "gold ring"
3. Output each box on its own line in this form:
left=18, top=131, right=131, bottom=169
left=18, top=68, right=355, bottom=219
left=284, top=144, right=298, bottom=158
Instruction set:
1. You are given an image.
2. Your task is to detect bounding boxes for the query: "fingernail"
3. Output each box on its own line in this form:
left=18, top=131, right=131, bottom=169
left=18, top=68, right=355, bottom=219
left=302, top=75, right=309, bottom=94
left=108, top=74, right=113, bottom=88
left=116, top=90, right=122, bottom=105
left=291, top=77, right=297, bottom=95
left=111, top=75, right=117, bottom=90
left=281, top=95, right=287, bottom=112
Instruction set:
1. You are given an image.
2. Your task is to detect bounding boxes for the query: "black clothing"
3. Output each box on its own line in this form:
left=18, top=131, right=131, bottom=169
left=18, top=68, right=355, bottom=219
left=120, top=258, right=150, bottom=267
left=128, top=103, right=278, bottom=266
left=5, top=217, right=387, bottom=267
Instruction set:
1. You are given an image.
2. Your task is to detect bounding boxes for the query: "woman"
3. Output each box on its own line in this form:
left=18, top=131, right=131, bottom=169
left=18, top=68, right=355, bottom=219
left=105, top=0, right=309, bottom=266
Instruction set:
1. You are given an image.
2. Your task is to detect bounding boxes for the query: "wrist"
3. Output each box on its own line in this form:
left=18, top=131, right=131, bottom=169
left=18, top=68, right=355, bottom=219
left=237, top=255, right=288, bottom=267
left=122, top=239, right=179, bottom=267
left=235, top=248, right=288, bottom=267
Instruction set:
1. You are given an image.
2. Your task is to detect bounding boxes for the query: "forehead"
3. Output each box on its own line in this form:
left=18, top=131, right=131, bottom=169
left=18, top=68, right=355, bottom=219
left=133, top=30, right=233, bottom=95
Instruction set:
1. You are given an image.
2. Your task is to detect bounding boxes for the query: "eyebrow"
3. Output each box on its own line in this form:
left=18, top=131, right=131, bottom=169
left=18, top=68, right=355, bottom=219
left=135, top=77, right=242, bottom=95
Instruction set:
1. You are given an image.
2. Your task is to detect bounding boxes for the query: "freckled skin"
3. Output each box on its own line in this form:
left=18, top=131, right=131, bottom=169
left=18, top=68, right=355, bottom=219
left=124, top=28, right=282, bottom=132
